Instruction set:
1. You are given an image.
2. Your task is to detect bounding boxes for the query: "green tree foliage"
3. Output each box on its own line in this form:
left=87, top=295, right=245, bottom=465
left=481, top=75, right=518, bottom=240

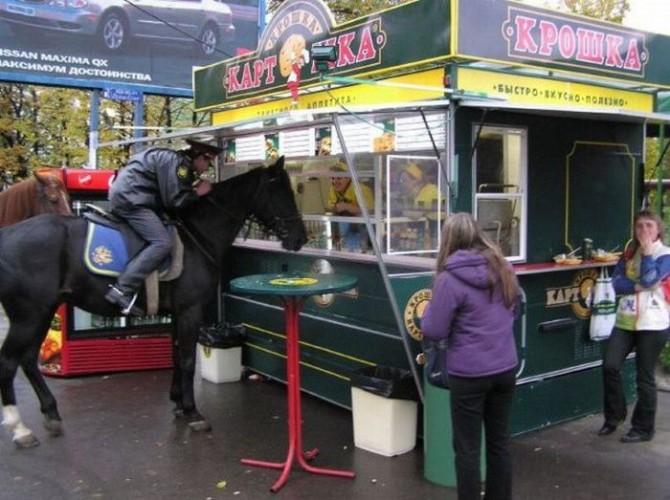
left=0, top=84, right=38, bottom=177
left=0, top=83, right=200, bottom=177
left=561, top=0, right=630, bottom=23
left=268, top=0, right=409, bottom=21
left=528, top=0, right=629, bottom=22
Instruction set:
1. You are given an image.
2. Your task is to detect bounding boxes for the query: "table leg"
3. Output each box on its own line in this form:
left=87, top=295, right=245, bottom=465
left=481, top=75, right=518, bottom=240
left=241, top=296, right=355, bottom=492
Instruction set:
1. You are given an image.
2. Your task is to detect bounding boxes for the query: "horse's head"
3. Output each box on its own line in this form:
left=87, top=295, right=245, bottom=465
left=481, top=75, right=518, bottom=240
left=248, top=156, right=307, bottom=251
left=34, top=172, right=72, bottom=216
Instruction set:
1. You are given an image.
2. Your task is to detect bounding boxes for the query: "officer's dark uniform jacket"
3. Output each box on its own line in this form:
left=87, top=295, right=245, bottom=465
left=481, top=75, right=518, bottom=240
left=109, top=147, right=199, bottom=213
left=106, top=147, right=202, bottom=300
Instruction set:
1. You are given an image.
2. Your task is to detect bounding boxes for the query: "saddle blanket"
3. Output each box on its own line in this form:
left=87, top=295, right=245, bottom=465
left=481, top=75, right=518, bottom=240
left=83, top=221, right=182, bottom=279
left=84, top=222, right=129, bottom=276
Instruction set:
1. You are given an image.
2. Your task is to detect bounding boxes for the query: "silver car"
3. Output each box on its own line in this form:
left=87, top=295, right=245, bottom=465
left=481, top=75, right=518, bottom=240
left=0, top=0, right=235, bottom=56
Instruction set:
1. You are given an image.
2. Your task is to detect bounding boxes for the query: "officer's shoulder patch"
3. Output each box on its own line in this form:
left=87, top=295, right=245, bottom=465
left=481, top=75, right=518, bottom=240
left=177, top=165, right=189, bottom=179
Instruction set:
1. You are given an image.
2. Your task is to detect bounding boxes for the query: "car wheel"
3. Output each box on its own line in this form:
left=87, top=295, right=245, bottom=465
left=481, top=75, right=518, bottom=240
left=99, top=12, right=128, bottom=52
left=197, top=23, right=219, bottom=57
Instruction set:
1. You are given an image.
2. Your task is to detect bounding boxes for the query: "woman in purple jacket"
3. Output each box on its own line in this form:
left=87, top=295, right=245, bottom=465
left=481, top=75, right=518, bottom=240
left=422, top=212, right=520, bottom=500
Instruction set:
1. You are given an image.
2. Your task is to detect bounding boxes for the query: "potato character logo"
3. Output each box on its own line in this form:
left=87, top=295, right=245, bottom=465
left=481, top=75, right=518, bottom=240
left=280, top=35, right=310, bottom=104
left=373, top=132, right=395, bottom=152
left=279, top=34, right=306, bottom=77
left=318, top=137, right=332, bottom=156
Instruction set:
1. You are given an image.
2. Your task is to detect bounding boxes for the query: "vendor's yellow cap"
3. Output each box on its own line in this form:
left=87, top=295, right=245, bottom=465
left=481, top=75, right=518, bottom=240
left=404, top=162, right=423, bottom=180
left=330, top=161, right=348, bottom=173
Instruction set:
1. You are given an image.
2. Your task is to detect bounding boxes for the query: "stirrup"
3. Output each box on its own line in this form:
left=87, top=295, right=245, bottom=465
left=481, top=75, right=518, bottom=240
left=121, top=291, right=140, bottom=316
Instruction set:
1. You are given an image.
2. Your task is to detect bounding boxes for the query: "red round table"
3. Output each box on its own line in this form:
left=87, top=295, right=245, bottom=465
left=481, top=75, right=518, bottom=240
left=229, top=272, right=359, bottom=492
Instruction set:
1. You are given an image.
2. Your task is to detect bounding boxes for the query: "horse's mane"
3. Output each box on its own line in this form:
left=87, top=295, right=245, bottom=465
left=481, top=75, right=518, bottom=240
left=0, top=177, right=40, bottom=228
left=173, top=167, right=263, bottom=231
left=191, top=167, right=267, bottom=211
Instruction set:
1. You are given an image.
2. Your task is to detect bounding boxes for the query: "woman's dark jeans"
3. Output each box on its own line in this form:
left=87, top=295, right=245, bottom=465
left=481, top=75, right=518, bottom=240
left=602, top=327, right=669, bottom=435
left=449, top=369, right=516, bottom=500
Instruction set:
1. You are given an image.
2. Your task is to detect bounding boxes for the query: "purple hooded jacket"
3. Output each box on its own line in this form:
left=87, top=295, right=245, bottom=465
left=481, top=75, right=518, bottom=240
left=421, top=249, right=519, bottom=378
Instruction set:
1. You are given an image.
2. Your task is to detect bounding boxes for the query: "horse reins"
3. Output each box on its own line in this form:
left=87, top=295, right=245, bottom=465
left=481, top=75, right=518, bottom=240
left=173, top=221, right=218, bottom=266
left=175, top=169, right=301, bottom=266
left=211, top=170, right=301, bottom=240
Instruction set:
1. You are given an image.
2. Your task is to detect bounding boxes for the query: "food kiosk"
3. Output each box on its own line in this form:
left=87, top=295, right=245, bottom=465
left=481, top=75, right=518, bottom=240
left=108, top=0, right=670, bottom=435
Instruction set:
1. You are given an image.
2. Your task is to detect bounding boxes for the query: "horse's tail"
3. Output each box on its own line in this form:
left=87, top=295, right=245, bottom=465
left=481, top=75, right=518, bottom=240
left=0, top=233, right=5, bottom=300
left=0, top=230, right=9, bottom=290
left=0, top=230, right=4, bottom=272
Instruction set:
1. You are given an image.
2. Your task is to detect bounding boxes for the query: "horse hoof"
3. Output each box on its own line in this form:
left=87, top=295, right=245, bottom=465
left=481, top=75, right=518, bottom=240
left=14, top=434, right=40, bottom=449
left=44, top=419, right=63, bottom=436
left=188, top=420, right=212, bottom=432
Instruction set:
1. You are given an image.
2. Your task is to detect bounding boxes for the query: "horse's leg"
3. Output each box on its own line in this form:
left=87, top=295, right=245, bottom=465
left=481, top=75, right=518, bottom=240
left=1, top=307, right=62, bottom=447
left=0, top=321, right=43, bottom=448
left=170, top=332, right=184, bottom=417
left=172, top=305, right=210, bottom=432
left=20, top=335, right=62, bottom=437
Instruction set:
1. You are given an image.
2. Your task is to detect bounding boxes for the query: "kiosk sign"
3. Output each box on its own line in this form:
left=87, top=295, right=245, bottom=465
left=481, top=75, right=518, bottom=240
left=222, top=2, right=385, bottom=102
left=503, top=6, right=647, bottom=77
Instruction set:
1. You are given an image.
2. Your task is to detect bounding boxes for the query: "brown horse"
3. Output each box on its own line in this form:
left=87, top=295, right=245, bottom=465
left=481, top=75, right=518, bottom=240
left=0, top=172, right=72, bottom=227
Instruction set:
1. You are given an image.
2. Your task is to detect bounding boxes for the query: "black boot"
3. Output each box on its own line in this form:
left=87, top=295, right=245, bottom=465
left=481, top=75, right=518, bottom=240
left=105, top=285, right=145, bottom=316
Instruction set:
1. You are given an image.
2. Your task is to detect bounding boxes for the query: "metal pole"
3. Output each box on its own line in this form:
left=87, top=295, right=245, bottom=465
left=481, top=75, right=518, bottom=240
left=133, top=93, right=144, bottom=153
left=88, top=89, right=99, bottom=169
left=658, top=124, right=665, bottom=215
left=332, top=114, right=425, bottom=403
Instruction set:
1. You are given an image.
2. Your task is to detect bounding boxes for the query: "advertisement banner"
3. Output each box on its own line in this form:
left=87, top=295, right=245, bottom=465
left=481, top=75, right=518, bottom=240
left=0, top=0, right=262, bottom=96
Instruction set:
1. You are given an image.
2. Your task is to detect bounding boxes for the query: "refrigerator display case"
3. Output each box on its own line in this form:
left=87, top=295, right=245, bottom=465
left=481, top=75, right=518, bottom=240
left=37, top=168, right=173, bottom=377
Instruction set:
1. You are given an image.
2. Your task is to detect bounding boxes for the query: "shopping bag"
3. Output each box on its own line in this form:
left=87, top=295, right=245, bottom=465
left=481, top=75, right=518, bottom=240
left=662, top=276, right=670, bottom=305
left=589, top=267, right=617, bottom=341
left=421, top=337, right=450, bottom=389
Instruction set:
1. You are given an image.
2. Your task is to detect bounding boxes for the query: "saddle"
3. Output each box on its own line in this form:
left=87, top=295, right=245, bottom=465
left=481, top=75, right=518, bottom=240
left=82, top=205, right=184, bottom=315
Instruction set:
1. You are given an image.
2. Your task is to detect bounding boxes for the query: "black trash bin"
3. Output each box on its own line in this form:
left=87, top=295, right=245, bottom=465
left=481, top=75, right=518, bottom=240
left=197, top=323, right=246, bottom=383
left=350, top=365, right=420, bottom=456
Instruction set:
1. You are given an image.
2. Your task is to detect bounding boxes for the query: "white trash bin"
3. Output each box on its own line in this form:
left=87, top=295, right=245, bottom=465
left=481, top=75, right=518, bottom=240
left=350, top=366, right=419, bottom=457
left=351, top=386, right=418, bottom=456
left=198, top=344, right=242, bottom=383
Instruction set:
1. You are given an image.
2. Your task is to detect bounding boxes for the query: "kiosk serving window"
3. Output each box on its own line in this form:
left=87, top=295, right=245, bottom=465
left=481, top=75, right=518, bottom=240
left=224, top=109, right=449, bottom=258
left=386, top=155, right=443, bottom=254
left=474, top=125, right=527, bottom=261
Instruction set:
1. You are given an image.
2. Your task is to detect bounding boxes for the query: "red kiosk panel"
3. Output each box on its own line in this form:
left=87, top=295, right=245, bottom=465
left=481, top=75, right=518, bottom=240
left=38, top=168, right=173, bottom=377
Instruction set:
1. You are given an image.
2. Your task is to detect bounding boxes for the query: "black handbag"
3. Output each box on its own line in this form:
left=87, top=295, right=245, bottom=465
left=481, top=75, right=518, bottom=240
left=422, top=337, right=450, bottom=389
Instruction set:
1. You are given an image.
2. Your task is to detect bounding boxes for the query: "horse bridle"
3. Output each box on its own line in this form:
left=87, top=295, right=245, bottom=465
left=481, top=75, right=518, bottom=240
left=176, top=168, right=301, bottom=265
left=232, top=168, right=302, bottom=240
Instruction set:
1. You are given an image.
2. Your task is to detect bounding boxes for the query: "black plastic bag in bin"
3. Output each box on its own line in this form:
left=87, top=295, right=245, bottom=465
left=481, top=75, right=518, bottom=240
left=350, top=365, right=420, bottom=401
left=198, top=322, right=246, bottom=349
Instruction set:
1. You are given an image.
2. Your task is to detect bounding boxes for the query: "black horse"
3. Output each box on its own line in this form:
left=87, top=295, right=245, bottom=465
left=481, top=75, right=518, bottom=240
left=0, top=156, right=306, bottom=448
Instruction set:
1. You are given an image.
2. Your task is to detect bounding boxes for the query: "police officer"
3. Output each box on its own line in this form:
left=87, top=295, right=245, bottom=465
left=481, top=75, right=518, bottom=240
left=105, top=139, right=221, bottom=315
